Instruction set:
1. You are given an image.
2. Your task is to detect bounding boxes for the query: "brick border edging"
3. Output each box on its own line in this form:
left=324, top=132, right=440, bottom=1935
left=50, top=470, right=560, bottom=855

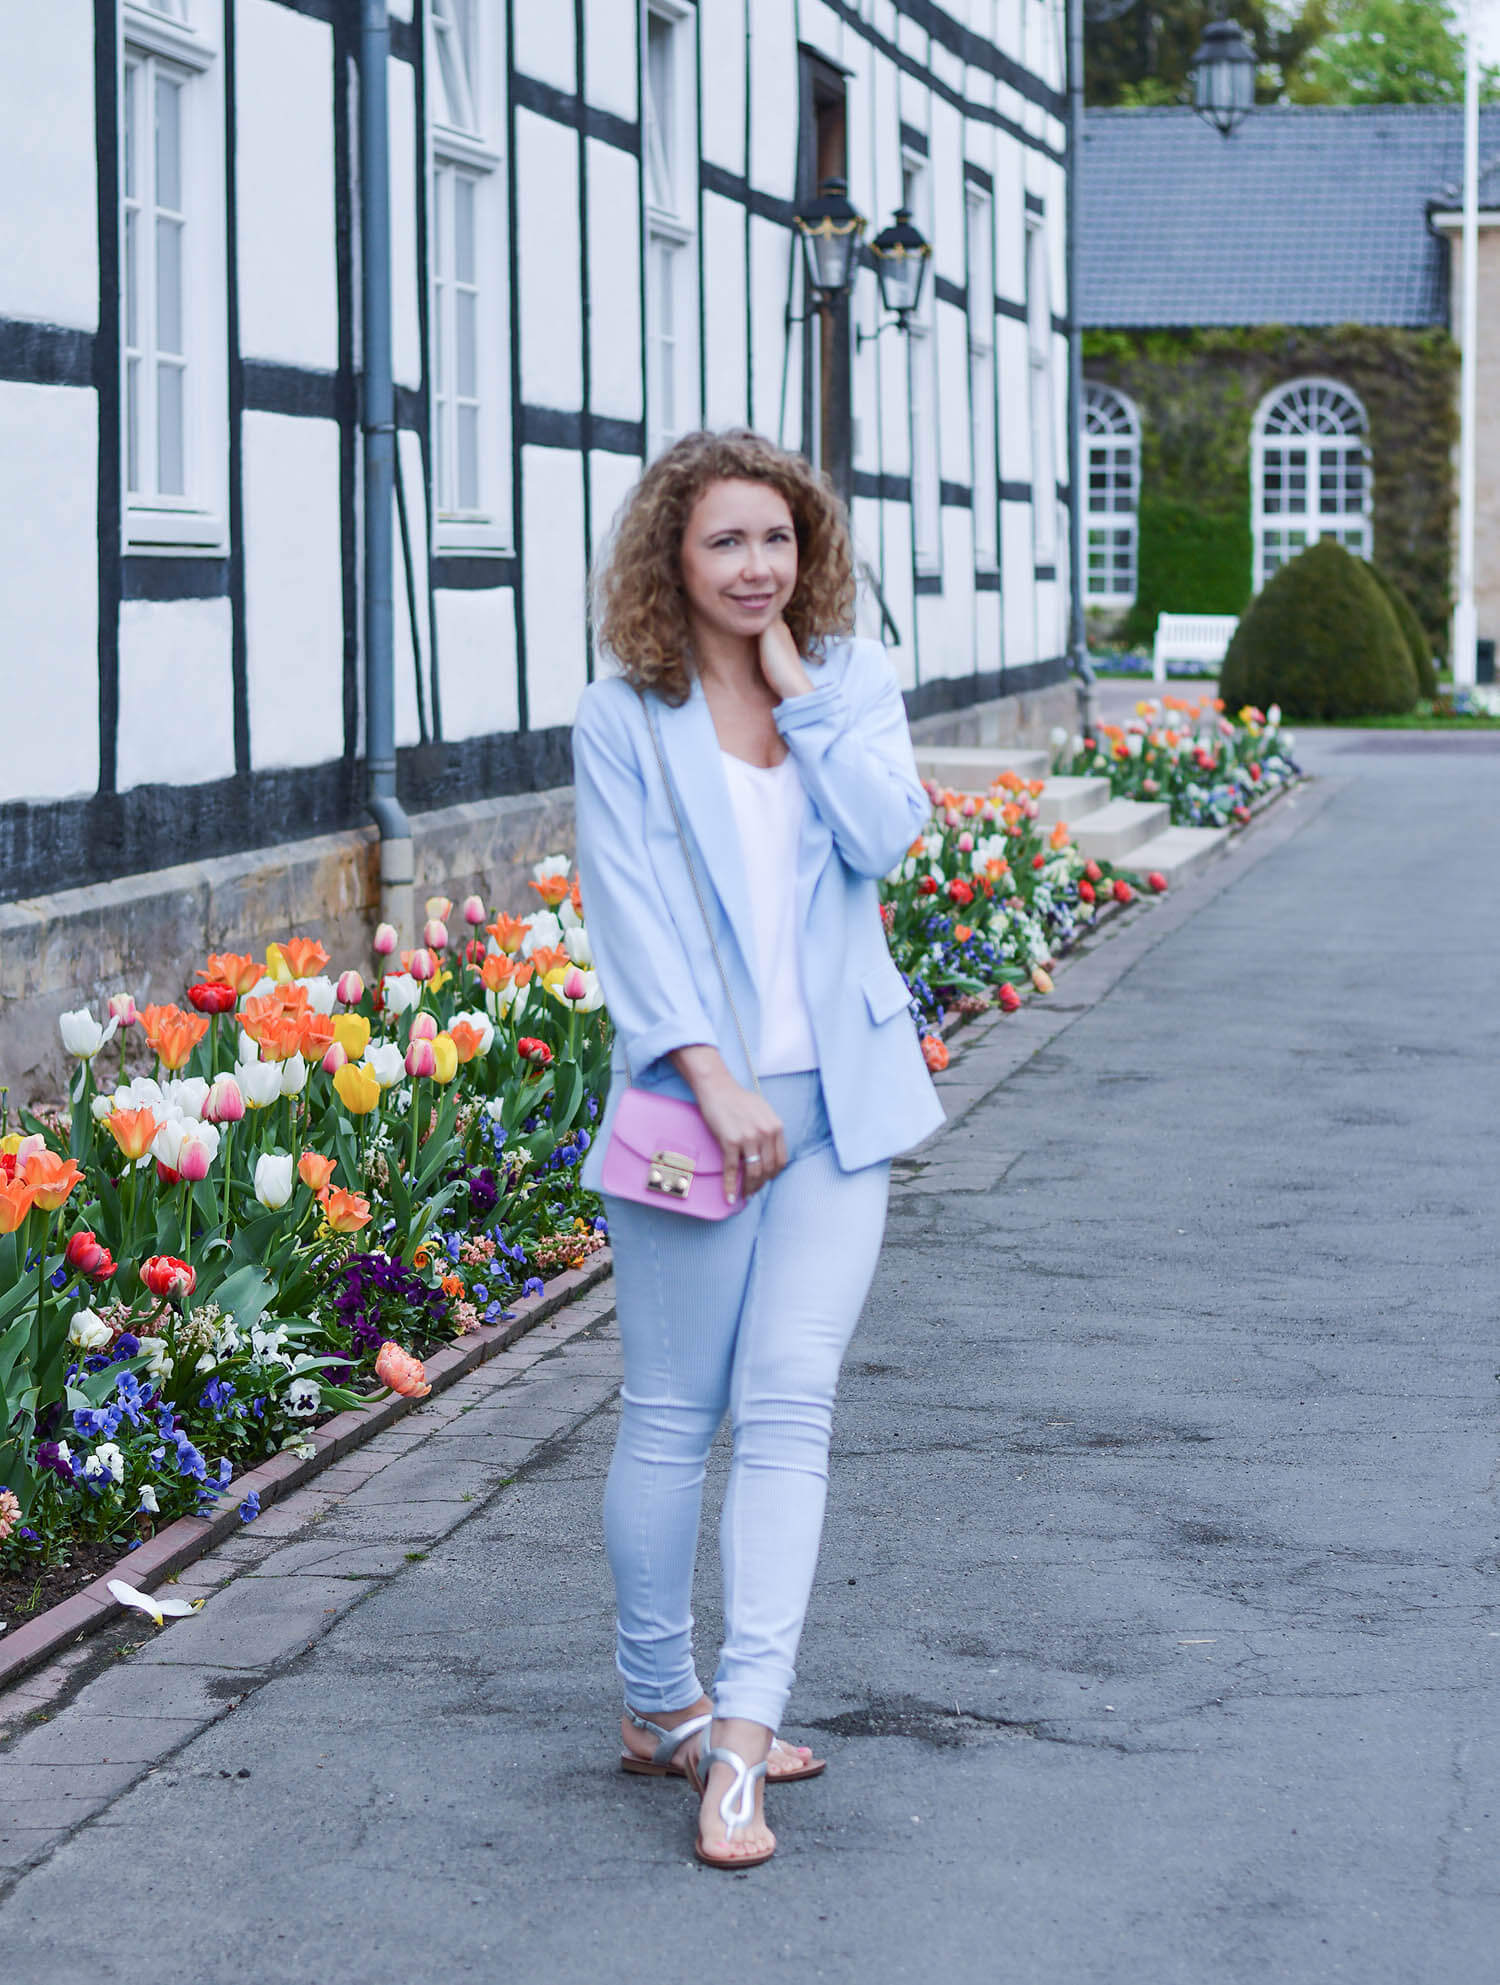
left=0, top=1252, right=614, bottom=1694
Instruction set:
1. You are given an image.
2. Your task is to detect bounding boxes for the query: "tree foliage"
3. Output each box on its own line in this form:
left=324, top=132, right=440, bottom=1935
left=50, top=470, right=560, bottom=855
left=1290, top=0, right=1500, bottom=105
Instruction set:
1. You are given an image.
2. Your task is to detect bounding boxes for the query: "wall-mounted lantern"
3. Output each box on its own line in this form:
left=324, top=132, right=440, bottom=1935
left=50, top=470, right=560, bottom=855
left=792, top=176, right=866, bottom=304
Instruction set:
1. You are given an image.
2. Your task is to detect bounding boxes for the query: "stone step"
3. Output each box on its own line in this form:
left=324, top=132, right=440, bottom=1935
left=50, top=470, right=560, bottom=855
left=914, top=745, right=1051, bottom=788
left=1123, top=822, right=1231, bottom=883
left=1069, top=797, right=1172, bottom=863
left=1033, top=776, right=1112, bottom=829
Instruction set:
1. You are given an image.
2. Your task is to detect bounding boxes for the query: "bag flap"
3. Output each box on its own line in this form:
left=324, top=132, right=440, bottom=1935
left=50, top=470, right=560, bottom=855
left=609, top=1090, right=723, bottom=1170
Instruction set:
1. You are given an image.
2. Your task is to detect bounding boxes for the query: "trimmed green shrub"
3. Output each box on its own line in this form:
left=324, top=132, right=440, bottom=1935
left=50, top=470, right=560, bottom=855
left=1121, top=497, right=1252, bottom=650
left=1218, top=539, right=1419, bottom=720
left=1370, top=563, right=1437, bottom=699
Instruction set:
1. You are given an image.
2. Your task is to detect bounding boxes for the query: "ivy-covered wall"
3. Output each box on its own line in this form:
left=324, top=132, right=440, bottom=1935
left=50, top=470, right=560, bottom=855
left=1083, top=326, right=1458, bottom=653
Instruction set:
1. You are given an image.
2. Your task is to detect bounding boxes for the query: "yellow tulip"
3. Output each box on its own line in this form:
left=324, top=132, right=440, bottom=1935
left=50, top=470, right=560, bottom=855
left=0, top=1132, right=22, bottom=1158
left=332, top=1012, right=372, bottom=1060
left=333, top=1061, right=381, bottom=1115
left=431, top=1033, right=459, bottom=1085
left=264, top=942, right=294, bottom=984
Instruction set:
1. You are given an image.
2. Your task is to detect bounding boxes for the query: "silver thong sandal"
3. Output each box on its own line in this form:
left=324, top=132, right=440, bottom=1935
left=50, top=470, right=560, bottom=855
left=685, top=1734, right=775, bottom=1871
left=620, top=1707, right=825, bottom=1783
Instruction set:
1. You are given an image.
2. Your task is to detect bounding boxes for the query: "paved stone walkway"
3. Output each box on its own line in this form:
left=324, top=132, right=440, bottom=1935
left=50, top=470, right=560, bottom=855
left=1, top=733, right=1497, bottom=1983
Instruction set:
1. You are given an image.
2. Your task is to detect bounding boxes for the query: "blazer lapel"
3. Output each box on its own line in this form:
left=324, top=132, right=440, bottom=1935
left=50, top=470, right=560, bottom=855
left=650, top=682, right=758, bottom=979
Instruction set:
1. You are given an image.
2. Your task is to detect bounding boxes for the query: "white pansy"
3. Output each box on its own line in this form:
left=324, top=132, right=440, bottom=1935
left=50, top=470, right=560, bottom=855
left=381, top=972, right=421, bottom=1015
left=85, top=1442, right=126, bottom=1484
left=213, top=1321, right=243, bottom=1358
left=251, top=1324, right=289, bottom=1360
left=298, top=975, right=337, bottom=1015
left=59, top=1009, right=120, bottom=1061
left=68, top=1310, right=112, bottom=1352
left=279, top=1052, right=308, bottom=1098
left=196, top=1351, right=217, bottom=1373
left=54, top=1440, right=73, bottom=1470
left=140, top=1338, right=173, bottom=1381
left=284, top=1376, right=322, bottom=1417
left=239, top=1059, right=283, bottom=1108
left=138, top=1484, right=160, bottom=1513
left=483, top=1098, right=506, bottom=1123
left=254, top=1151, right=295, bottom=1210
left=562, top=925, right=593, bottom=968
left=531, top=854, right=570, bottom=882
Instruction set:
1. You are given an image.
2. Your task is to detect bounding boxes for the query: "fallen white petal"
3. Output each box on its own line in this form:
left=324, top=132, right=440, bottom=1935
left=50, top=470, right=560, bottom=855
left=107, top=1579, right=202, bottom=1626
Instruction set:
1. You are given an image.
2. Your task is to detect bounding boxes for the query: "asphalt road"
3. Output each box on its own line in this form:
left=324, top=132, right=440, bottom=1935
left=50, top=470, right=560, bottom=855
left=2, top=732, right=1497, bottom=1983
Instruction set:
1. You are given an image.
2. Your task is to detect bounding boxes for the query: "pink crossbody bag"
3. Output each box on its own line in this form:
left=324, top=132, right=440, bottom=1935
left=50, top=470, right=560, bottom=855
left=598, top=693, right=759, bottom=1220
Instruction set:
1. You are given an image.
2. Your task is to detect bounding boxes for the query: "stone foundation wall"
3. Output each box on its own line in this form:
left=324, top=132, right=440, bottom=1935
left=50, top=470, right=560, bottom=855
left=0, top=679, right=1084, bottom=1106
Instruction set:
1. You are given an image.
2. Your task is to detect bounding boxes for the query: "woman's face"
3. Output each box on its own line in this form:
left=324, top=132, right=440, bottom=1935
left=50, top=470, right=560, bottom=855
left=678, top=478, right=798, bottom=646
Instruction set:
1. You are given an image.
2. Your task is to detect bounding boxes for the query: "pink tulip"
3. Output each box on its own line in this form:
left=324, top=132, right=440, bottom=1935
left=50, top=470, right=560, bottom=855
left=423, top=918, right=449, bottom=952
left=562, top=967, right=588, bottom=1002
left=322, top=1041, right=349, bottom=1074
left=408, top=1011, right=438, bottom=1041
left=373, top=922, right=398, bottom=957
left=178, top=1136, right=212, bottom=1183
left=405, top=1037, right=437, bottom=1079
left=408, top=948, right=436, bottom=982
left=107, top=993, right=138, bottom=1027
left=204, top=1074, right=245, bottom=1125
left=461, top=895, right=486, bottom=926
left=336, top=969, right=365, bottom=1005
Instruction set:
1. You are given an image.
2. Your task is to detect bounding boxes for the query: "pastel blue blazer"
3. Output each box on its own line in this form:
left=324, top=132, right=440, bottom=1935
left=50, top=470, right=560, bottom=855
left=571, top=634, right=944, bottom=1187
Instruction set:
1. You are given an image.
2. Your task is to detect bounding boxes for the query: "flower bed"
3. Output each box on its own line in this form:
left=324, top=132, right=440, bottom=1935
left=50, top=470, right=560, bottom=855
left=1053, top=696, right=1300, bottom=829
left=0, top=875, right=610, bottom=1604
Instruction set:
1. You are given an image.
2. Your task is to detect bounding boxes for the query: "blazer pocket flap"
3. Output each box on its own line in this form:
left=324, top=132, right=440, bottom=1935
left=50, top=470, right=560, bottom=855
left=862, top=964, right=913, bottom=1025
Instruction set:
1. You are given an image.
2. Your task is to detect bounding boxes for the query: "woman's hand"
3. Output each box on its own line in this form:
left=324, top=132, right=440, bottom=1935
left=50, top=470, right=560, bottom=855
left=671, top=1046, right=787, bottom=1204
left=757, top=616, right=815, bottom=704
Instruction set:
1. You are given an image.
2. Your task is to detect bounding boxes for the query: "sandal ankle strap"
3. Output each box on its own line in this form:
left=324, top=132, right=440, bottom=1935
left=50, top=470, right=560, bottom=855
left=624, top=1706, right=713, bottom=1769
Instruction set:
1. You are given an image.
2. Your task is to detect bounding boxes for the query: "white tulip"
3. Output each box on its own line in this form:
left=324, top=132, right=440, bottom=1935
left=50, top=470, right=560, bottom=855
left=58, top=1008, right=120, bottom=1061
left=278, top=1052, right=308, bottom=1097
left=559, top=897, right=582, bottom=932
left=563, top=925, right=593, bottom=967
left=69, top=1309, right=113, bottom=1352
left=362, top=1042, right=407, bottom=1088
left=254, top=1151, right=295, bottom=1210
left=531, top=854, right=570, bottom=882
left=236, top=1032, right=262, bottom=1065
left=241, top=976, right=276, bottom=1005
left=381, top=972, right=421, bottom=1015
left=164, top=1075, right=210, bottom=1120
left=151, top=1117, right=188, bottom=1171
left=298, top=975, right=338, bottom=1015
left=520, top=911, right=562, bottom=956
left=239, top=1059, right=283, bottom=1108
left=91, top=1094, right=117, bottom=1122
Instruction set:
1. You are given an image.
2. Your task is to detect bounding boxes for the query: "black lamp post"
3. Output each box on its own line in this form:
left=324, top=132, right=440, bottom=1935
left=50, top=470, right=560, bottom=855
left=1189, top=12, right=1258, bottom=137
left=792, top=177, right=866, bottom=305
left=856, top=207, right=933, bottom=348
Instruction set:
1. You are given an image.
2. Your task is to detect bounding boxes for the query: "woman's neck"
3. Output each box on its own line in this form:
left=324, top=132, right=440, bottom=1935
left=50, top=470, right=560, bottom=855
left=689, top=622, right=766, bottom=699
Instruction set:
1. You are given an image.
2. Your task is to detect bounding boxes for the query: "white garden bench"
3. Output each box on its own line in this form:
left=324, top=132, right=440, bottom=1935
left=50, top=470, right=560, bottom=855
left=1151, top=613, right=1239, bottom=684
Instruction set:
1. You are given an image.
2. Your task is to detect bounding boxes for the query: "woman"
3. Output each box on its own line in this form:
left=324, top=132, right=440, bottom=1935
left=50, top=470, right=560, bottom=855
left=573, top=429, right=943, bottom=1869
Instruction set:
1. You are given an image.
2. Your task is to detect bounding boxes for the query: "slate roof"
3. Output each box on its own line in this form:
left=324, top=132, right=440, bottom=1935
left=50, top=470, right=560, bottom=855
left=1079, top=104, right=1500, bottom=330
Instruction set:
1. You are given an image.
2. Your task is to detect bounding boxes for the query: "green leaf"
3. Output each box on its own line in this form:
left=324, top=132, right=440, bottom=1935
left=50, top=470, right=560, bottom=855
left=213, top=1264, right=276, bottom=1336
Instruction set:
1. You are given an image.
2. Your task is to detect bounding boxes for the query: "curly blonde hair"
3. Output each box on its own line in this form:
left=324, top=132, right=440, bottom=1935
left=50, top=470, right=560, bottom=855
left=592, top=429, right=856, bottom=705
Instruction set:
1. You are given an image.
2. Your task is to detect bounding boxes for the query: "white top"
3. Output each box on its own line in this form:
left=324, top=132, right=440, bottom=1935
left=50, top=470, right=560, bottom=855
left=719, top=750, right=819, bottom=1076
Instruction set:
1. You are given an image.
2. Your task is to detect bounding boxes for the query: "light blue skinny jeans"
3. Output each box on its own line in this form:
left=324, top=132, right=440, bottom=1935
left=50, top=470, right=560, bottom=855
left=602, top=1071, right=890, bottom=1733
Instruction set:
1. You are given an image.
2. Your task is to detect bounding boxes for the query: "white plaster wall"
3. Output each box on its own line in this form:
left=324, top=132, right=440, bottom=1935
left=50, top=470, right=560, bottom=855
left=699, top=0, right=746, bottom=173
left=242, top=412, right=344, bottom=770
left=587, top=139, right=642, bottom=423
left=583, top=0, right=636, bottom=119
left=0, top=384, right=98, bottom=802
left=881, top=517, right=918, bottom=693
left=236, top=0, right=337, bottom=370
left=517, top=112, right=583, bottom=411
left=748, top=0, right=797, bottom=201
left=998, top=319, right=1029, bottom=482
left=975, top=586, right=1002, bottom=675
left=393, top=429, right=431, bottom=749
left=522, top=448, right=588, bottom=730
left=589, top=447, right=643, bottom=596
left=749, top=214, right=794, bottom=441
left=434, top=585, right=519, bottom=741
left=117, top=599, right=236, bottom=790
left=515, top=3, right=576, bottom=92
left=702, top=194, right=748, bottom=430
left=938, top=305, right=970, bottom=487
left=390, top=56, right=422, bottom=391
left=0, top=0, right=97, bottom=328
left=799, top=0, right=846, bottom=60
left=930, top=102, right=966, bottom=291
left=1002, top=501, right=1035, bottom=664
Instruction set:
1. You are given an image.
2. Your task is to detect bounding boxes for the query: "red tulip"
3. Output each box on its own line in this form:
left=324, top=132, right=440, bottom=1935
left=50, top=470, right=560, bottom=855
left=66, top=1229, right=110, bottom=1278
left=188, top=982, right=237, bottom=1015
left=917, top=876, right=938, bottom=896
left=1084, top=860, right=1102, bottom=883
left=141, top=1254, right=195, bottom=1302
left=1113, top=879, right=1135, bottom=904
left=997, top=983, right=1022, bottom=1014
left=517, top=1038, right=552, bottom=1067
left=946, top=879, right=974, bottom=906
left=1147, top=871, right=1168, bottom=894
left=1078, top=878, right=1095, bottom=904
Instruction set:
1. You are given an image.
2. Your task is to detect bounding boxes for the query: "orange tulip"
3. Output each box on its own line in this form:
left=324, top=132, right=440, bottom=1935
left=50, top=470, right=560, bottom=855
left=21, top=1150, right=85, bottom=1212
left=485, top=914, right=529, bottom=956
left=320, top=1186, right=372, bottom=1233
left=0, top=1177, right=36, bottom=1234
left=299, top=1012, right=336, bottom=1061
left=198, top=952, right=264, bottom=994
left=280, top=936, right=330, bottom=978
left=106, top=1108, right=161, bottom=1161
left=528, top=873, right=571, bottom=908
left=374, top=1340, right=431, bottom=1398
left=297, top=1151, right=337, bottom=1192
left=527, top=944, right=570, bottom=976
left=140, top=1004, right=210, bottom=1070
left=448, top=1019, right=485, bottom=1063
left=569, top=874, right=583, bottom=916
left=479, top=953, right=516, bottom=992
left=1049, top=821, right=1071, bottom=851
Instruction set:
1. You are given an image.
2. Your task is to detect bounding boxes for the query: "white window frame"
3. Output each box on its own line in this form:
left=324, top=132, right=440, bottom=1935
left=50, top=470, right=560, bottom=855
left=1025, top=212, right=1057, bottom=566
left=1082, top=382, right=1140, bottom=606
left=120, top=0, right=228, bottom=553
left=903, top=150, right=942, bottom=580
left=426, top=0, right=511, bottom=554
left=965, top=187, right=998, bottom=574
left=643, top=1, right=699, bottom=462
left=1252, top=377, right=1372, bottom=591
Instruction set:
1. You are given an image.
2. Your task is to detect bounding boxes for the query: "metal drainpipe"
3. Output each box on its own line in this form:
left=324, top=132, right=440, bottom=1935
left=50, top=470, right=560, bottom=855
left=359, top=0, right=414, bottom=947
left=1065, top=0, right=1096, bottom=740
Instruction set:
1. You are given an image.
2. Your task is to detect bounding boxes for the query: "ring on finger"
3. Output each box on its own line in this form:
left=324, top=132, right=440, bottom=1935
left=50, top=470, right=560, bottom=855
left=745, top=1154, right=762, bottom=1167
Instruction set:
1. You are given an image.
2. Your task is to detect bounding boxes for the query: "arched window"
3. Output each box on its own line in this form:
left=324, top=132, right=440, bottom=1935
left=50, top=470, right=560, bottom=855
left=1253, top=379, right=1371, bottom=590
left=1082, top=384, right=1139, bottom=606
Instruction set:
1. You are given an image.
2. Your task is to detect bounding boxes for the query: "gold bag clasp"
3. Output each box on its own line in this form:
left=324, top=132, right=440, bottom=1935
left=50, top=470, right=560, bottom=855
left=647, top=1149, right=696, bottom=1198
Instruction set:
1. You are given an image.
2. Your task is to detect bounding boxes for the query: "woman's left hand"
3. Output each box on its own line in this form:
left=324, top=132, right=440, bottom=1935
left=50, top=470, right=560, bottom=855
left=758, top=617, right=815, bottom=703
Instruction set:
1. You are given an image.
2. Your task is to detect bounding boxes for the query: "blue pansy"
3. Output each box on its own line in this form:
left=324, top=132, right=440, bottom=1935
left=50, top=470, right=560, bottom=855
left=238, top=1490, right=261, bottom=1523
